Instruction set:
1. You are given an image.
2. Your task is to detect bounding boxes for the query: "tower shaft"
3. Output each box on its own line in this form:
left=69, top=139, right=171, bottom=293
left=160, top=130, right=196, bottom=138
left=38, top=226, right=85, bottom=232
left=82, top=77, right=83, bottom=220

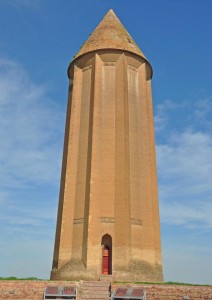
left=51, top=49, right=163, bottom=281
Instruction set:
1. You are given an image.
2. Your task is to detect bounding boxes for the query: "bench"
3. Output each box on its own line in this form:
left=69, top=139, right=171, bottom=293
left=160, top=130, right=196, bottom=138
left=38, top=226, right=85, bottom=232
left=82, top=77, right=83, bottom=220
left=111, top=288, right=146, bottom=300
left=43, top=286, right=77, bottom=299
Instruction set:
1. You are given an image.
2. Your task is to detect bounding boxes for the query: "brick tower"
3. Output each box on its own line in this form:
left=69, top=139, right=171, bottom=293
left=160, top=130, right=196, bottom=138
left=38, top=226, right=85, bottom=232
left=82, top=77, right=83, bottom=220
left=51, top=9, right=163, bottom=282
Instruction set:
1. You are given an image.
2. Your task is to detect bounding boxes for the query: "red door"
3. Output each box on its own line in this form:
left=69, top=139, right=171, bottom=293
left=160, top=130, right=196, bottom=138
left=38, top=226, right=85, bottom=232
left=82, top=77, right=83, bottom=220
left=102, top=247, right=109, bottom=275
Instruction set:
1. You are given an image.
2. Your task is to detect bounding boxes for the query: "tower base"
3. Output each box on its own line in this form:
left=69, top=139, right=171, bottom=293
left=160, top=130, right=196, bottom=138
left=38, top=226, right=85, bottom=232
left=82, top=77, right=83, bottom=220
left=50, top=259, right=163, bottom=283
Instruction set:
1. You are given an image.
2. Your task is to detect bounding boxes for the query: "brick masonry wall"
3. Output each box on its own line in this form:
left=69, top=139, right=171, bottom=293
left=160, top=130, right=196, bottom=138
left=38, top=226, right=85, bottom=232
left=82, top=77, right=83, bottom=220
left=0, top=280, right=79, bottom=300
left=0, top=280, right=211, bottom=300
left=112, top=283, right=212, bottom=300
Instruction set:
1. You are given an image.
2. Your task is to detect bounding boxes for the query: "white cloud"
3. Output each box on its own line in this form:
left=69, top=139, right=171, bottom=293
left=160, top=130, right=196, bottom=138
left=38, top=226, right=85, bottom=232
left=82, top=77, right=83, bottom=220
left=0, top=57, right=64, bottom=189
left=160, top=199, right=212, bottom=228
left=154, top=99, right=181, bottom=132
left=157, top=130, right=212, bottom=190
left=154, top=97, right=212, bottom=133
left=156, top=98, right=212, bottom=230
left=0, top=57, right=63, bottom=279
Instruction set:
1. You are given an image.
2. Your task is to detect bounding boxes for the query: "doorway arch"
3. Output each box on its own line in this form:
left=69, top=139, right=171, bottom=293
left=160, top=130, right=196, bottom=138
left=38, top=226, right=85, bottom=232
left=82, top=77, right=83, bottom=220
left=101, top=234, right=112, bottom=275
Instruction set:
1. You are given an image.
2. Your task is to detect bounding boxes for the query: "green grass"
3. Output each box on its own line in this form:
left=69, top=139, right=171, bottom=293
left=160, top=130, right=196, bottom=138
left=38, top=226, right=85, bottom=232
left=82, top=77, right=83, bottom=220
left=0, top=277, right=211, bottom=286
left=114, top=281, right=211, bottom=287
left=0, top=276, right=42, bottom=281
left=164, top=281, right=211, bottom=287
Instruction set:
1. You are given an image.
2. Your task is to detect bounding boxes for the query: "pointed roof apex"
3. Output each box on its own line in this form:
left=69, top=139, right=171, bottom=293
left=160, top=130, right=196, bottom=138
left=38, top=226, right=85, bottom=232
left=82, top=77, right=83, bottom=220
left=108, top=8, right=115, bottom=13
left=73, top=9, right=148, bottom=61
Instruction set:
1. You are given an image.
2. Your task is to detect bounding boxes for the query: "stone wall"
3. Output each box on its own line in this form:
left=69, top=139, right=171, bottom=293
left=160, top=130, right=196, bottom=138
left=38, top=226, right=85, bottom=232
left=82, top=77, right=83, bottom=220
left=0, top=280, right=211, bottom=300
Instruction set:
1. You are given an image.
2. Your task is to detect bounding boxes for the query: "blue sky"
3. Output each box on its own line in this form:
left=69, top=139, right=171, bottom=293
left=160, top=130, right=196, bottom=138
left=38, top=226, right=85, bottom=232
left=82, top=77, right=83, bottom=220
left=0, top=0, right=211, bottom=284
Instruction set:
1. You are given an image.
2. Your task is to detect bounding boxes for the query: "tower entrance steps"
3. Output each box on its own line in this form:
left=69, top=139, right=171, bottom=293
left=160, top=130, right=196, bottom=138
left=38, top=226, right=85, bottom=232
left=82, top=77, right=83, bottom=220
left=79, top=281, right=111, bottom=300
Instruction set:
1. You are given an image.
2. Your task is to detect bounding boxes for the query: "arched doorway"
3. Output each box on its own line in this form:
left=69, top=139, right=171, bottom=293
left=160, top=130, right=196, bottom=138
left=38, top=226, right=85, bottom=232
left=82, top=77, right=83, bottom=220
left=101, top=234, right=112, bottom=275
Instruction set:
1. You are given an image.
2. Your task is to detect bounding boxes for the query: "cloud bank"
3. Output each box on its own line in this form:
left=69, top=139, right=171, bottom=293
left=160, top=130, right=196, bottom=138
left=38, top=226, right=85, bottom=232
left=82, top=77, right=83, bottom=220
left=0, top=57, right=64, bottom=278
left=0, top=58, right=63, bottom=189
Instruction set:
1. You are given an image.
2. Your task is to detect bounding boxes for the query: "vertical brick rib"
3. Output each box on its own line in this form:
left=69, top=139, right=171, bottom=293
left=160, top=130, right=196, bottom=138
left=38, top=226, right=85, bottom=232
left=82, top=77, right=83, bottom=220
left=114, top=53, right=131, bottom=269
left=86, top=54, right=103, bottom=271
left=52, top=66, right=83, bottom=270
left=146, top=79, right=163, bottom=266
left=138, top=64, right=155, bottom=256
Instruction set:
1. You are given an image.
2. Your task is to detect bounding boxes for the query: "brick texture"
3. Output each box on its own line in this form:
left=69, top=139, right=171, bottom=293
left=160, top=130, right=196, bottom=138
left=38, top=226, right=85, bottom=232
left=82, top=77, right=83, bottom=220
left=0, top=281, right=211, bottom=300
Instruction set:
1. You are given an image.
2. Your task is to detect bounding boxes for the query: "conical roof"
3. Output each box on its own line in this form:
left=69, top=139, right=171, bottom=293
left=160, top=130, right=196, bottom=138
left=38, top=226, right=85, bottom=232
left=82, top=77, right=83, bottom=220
left=73, top=9, right=148, bottom=61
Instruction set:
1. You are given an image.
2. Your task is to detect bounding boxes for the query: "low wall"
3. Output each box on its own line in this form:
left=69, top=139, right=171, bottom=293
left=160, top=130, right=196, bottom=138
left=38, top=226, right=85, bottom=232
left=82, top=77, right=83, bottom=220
left=113, top=283, right=212, bottom=300
left=0, top=280, right=211, bottom=300
left=0, top=280, right=78, bottom=300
